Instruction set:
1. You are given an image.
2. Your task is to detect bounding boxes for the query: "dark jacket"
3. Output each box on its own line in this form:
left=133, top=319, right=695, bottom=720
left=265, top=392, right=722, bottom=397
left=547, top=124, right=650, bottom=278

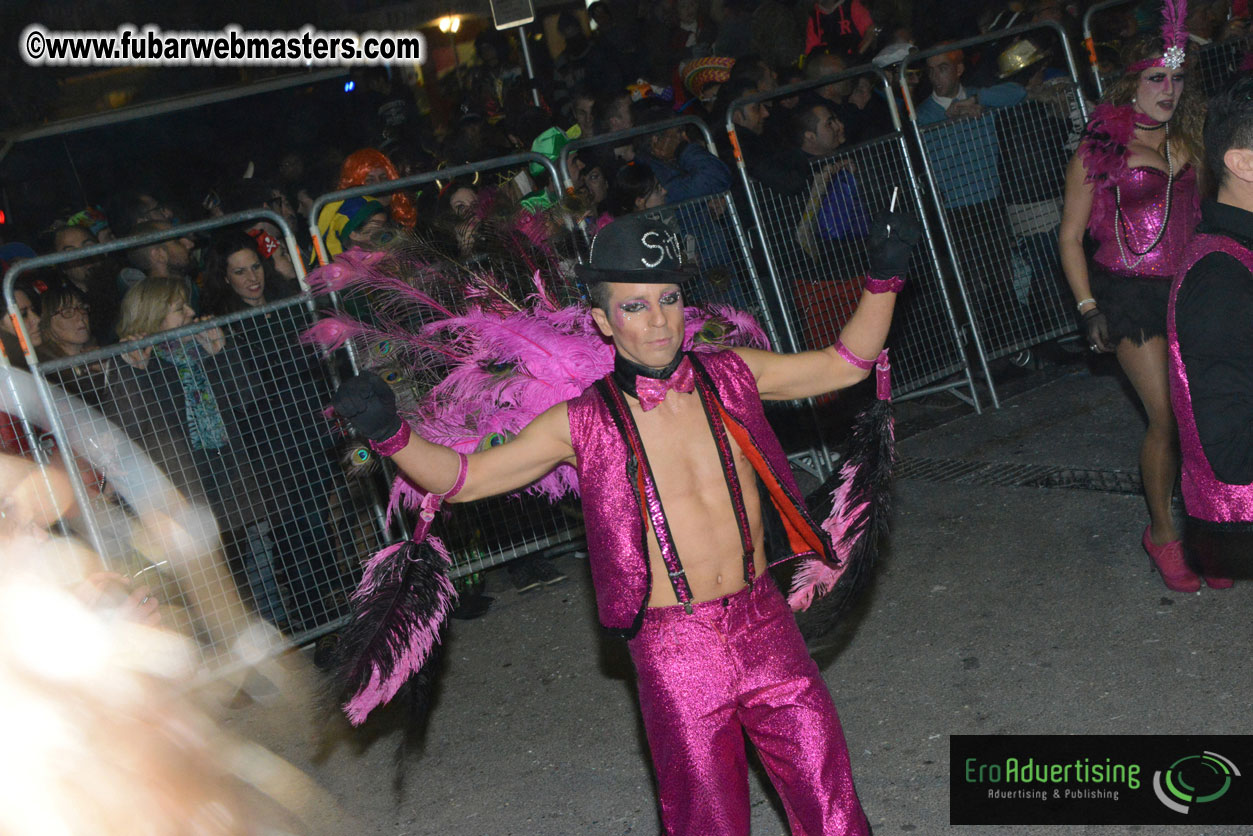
left=640, top=141, right=735, bottom=204
left=104, top=341, right=268, bottom=530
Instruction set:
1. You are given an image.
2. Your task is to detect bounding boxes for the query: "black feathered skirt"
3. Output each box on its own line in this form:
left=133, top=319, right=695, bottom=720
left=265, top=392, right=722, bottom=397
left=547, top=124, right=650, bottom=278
left=1087, top=262, right=1172, bottom=346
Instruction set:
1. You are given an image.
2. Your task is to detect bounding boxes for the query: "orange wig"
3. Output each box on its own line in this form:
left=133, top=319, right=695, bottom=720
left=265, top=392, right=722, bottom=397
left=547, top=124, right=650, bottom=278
left=337, top=148, right=417, bottom=229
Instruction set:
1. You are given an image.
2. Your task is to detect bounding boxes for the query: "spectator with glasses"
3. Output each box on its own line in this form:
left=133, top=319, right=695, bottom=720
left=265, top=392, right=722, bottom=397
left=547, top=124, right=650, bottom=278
left=37, top=284, right=96, bottom=363
left=45, top=223, right=121, bottom=347
left=35, top=284, right=112, bottom=411
left=104, top=189, right=175, bottom=239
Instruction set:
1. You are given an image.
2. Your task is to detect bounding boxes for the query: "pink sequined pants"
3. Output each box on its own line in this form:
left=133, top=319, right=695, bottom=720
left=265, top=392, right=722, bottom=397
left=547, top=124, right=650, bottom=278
left=628, top=578, right=869, bottom=836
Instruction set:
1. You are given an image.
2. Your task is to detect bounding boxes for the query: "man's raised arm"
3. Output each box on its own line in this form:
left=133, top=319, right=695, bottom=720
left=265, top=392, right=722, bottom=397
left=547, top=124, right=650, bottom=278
left=332, top=372, right=574, bottom=504
left=736, top=209, right=921, bottom=401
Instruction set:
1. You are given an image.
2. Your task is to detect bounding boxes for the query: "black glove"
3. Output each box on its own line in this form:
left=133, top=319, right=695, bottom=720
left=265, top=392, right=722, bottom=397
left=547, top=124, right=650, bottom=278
left=1082, top=306, right=1113, bottom=353
left=332, top=371, right=402, bottom=442
left=867, top=210, right=922, bottom=280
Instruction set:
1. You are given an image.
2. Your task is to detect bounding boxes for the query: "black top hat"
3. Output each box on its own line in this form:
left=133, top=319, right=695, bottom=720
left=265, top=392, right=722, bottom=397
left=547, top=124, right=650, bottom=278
left=575, top=214, right=699, bottom=284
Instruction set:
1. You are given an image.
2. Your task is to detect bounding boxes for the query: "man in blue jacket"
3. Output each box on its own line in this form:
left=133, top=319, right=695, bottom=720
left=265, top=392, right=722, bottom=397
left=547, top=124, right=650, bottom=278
left=916, top=48, right=1026, bottom=352
left=633, top=101, right=734, bottom=203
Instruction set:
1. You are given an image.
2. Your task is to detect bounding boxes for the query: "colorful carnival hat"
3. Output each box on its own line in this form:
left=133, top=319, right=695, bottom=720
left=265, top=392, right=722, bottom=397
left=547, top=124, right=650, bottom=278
left=316, top=196, right=387, bottom=259
left=683, top=56, right=735, bottom=101
left=529, top=126, right=571, bottom=177
left=1127, top=0, right=1189, bottom=73
left=997, top=39, right=1048, bottom=79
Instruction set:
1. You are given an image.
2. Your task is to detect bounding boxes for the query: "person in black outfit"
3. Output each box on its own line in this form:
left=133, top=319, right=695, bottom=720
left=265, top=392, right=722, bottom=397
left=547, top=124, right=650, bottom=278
left=1168, top=77, right=1253, bottom=583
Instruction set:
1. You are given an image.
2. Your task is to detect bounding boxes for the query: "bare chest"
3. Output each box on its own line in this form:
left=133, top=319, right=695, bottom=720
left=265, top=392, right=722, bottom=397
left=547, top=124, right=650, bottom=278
left=630, top=393, right=749, bottom=501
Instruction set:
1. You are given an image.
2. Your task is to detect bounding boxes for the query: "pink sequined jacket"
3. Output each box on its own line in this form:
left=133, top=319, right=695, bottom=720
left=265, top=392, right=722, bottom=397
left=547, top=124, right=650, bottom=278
left=1169, top=234, right=1253, bottom=524
left=567, top=349, right=834, bottom=636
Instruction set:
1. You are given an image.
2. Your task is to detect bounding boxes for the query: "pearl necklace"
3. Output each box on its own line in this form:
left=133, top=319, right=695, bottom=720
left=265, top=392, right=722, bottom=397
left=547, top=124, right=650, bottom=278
left=1114, top=121, right=1172, bottom=271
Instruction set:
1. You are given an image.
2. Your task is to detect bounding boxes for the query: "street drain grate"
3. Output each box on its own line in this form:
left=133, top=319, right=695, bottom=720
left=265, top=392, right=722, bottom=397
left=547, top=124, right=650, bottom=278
left=896, top=456, right=1144, bottom=496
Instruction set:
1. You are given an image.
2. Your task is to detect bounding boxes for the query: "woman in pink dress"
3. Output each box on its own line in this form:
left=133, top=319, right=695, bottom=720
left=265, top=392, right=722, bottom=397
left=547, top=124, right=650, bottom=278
left=1058, top=31, right=1209, bottom=591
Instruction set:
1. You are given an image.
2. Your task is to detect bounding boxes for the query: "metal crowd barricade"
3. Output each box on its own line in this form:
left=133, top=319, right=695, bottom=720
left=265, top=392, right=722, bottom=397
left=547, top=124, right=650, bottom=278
left=3, top=210, right=387, bottom=664
left=1195, top=34, right=1253, bottom=98
left=901, top=22, right=1091, bottom=408
left=308, top=155, right=588, bottom=581
left=726, top=65, right=978, bottom=409
left=558, top=117, right=835, bottom=479
left=0, top=355, right=81, bottom=544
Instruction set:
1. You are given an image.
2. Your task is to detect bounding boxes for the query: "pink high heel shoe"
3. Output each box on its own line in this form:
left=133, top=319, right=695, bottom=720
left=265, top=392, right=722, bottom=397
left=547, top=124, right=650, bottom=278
left=1142, top=527, right=1201, bottom=593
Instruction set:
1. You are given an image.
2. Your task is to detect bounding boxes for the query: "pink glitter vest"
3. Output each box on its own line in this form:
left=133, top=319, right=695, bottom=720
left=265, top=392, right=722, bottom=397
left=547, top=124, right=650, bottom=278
left=1169, top=234, right=1253, bottom=524
left=567, top=349, right=833, bottom=636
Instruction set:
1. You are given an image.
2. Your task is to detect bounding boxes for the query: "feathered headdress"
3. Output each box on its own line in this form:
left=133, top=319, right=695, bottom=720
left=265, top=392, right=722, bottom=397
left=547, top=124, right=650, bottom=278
left=1127, top=0, right=1189, bottom=74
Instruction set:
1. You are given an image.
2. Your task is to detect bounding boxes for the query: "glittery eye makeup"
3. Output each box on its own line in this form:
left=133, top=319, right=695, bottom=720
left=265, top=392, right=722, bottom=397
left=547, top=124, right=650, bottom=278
left=1145, top=71, right=1184, bottom=89
left=660, top=291, right=681, bottom=305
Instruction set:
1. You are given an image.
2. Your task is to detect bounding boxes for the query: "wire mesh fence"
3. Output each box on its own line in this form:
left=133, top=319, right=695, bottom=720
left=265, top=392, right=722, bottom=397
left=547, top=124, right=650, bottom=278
left=747, top=132, right=972, bottom=395
left=2, top=211, right=390, bottom=666
left=912, top=89, right=1086, bottom=359
left=33, top=298, right=380, bottom=659
left=902, top=23, right=1090, bottom=401
left=1195, top=34, right=1252, bottom=98
left=726, top=66, right=975, bottom=404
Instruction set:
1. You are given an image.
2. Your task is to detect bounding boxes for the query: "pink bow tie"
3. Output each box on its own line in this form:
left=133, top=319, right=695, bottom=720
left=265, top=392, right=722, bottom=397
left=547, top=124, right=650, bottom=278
left=636, top=356, right=695, bottom=411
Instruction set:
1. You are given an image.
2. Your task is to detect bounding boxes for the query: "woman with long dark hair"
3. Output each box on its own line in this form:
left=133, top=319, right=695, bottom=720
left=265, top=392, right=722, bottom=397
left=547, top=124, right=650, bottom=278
left=201, top=231, right=298, bottom=317
left=1058, top=23, right=1216, bottom=591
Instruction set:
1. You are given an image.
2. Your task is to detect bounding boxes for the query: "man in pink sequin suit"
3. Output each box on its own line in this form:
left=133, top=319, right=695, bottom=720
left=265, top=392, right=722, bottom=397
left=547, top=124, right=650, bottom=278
left=334, top=212, right=919, bottom=834
left=1167, top=76, right=1253, bottom=584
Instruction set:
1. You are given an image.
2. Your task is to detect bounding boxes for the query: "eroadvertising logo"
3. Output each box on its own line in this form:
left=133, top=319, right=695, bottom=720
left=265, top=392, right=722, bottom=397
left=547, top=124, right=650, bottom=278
left=950, top=735, right=1252, bottom=825
left=1152, top=751, right=1241, bottom=814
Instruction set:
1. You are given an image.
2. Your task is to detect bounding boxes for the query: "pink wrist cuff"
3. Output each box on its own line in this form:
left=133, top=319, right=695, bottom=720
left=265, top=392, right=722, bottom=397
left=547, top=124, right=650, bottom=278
left=834, top=339, right=876, bottom=370
left=369, top=422, right=411, bottom=456
left=864, top=274, right=905, bottom=293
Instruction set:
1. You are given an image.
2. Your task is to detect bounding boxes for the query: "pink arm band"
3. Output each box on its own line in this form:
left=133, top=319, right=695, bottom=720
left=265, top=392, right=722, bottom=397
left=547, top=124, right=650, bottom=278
left=864, top=274, right=905, bottom=293
left=835, top=339, right=893, bottom=400
left=416, top=451, right=469, bottom=525
left=370, top=423, right=468, bottom=501
left=834, top=338, right=876, bottom=370
left=437, top=452, right=469, bottom=499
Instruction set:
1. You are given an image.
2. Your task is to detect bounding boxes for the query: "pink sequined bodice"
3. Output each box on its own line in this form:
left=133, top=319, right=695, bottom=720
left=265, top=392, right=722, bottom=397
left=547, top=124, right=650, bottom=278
left=1091, top=163, right=1200, bottom=277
